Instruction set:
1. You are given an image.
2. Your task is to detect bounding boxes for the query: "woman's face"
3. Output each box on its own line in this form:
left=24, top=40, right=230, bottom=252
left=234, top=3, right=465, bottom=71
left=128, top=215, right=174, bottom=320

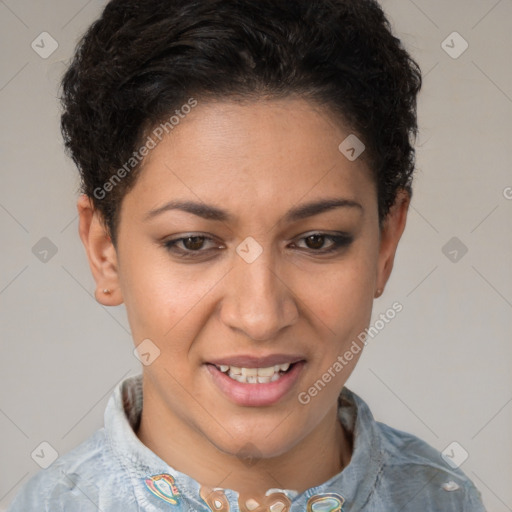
left=84, top=98, right=408, bottom=460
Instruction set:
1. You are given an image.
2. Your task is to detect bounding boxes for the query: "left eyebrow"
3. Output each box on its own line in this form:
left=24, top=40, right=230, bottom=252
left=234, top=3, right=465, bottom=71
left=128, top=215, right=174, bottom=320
left=284, top=197, right=363, bottom=223
left=144, top=197, right=363, bottom=223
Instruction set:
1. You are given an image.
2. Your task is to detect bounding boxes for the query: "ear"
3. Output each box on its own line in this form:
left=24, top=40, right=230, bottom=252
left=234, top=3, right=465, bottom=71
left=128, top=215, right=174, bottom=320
left=77, top=194, right=123, bottom=306
left=375, top=189, right=410, bottom=298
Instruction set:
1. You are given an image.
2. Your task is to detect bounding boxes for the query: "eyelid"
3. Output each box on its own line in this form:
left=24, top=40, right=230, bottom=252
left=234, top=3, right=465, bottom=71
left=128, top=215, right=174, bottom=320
left=294, top=230, right=351, bottom=240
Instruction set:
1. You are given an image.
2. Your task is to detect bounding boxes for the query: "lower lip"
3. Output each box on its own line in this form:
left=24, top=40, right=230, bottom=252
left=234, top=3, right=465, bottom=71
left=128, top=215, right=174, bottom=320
left=206, top=362, right=305, bottom=407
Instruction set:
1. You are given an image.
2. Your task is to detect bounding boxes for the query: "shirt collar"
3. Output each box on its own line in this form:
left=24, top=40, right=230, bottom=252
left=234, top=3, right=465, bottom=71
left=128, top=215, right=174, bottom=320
left=105, top=374, right=384, bottom=510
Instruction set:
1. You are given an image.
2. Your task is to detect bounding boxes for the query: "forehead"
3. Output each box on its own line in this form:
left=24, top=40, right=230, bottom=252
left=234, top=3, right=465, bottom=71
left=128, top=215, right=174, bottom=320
left=123, top=98, right=376, bottom=223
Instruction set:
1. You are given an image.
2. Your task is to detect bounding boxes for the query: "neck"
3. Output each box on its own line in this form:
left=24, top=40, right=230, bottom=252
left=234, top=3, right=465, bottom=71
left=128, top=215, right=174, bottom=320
left=136, top=384, right=352, bottom=502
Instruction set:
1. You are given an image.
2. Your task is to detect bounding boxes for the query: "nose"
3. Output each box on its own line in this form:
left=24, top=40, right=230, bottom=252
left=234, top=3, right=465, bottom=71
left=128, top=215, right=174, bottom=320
left=219, top=248, right=299, bottom=342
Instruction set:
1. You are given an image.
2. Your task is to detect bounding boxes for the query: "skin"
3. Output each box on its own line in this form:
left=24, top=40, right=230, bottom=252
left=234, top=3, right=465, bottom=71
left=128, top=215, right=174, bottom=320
left=78, top=97, right=409, bottom=502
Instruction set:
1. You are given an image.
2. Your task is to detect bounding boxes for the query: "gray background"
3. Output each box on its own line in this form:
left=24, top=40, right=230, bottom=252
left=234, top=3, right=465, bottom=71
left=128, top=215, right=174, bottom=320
left=1, top=0, right=511, bottom=510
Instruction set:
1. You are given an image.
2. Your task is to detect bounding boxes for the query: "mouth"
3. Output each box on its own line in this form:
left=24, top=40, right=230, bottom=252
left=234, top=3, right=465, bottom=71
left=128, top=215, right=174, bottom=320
left=211, top=362, right=295, bottom=384
left=205, top=355, right=306, bottom=407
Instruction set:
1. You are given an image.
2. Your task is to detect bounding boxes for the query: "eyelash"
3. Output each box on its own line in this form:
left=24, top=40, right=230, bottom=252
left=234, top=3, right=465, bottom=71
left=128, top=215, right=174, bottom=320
left=163, top=232, right=353, bottom=258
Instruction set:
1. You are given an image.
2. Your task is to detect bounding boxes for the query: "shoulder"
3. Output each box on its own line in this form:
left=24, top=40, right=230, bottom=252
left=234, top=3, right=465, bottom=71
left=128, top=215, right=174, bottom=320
left=374, top=420, right=486, bottom=511
left=340, top=388, right=486, bottom=511
left=6, top=428, right=130, bottom=512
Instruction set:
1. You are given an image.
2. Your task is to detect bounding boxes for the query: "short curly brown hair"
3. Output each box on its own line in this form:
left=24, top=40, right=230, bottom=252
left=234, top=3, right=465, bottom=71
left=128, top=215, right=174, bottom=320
left=60, top=0, right=422, bottom=243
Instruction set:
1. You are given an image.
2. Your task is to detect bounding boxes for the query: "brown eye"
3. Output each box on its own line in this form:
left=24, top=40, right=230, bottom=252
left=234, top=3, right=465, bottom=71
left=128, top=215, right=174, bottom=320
left=292, top=232, right=353, bottom=254
left=304, top=234, right=326, bottom=250
left=182, top=236, right=206, bottom=251
left=164, top=234, right=219, bottom=257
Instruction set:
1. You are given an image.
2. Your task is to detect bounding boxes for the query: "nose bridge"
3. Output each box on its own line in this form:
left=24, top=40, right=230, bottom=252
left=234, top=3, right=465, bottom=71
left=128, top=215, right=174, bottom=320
left=221, top=245, right=298, bottom=341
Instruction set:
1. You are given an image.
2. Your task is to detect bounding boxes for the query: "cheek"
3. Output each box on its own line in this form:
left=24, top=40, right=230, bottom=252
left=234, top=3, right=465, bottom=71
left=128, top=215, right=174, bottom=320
left=299, top=244, right=378, bottom=337
left=118, top=249, right=218, bottom=344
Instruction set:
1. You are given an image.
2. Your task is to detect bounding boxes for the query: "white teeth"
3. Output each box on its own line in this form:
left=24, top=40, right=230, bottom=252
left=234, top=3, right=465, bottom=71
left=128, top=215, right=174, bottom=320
left=257, top=366, right=275, bottom=377
left=215, top=362, right=295, bottom=384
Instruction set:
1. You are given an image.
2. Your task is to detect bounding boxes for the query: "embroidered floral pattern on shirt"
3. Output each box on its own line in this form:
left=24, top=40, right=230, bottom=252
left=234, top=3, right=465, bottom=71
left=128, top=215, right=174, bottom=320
left=198, top=486, right=344, bottom=512
left=306, top=493, right=345, bottom=511
left=145, top=474, right=181, bottom=505
left=200, top=486, right=231, bottom=511
left=238, top=490, right=292, bottom=511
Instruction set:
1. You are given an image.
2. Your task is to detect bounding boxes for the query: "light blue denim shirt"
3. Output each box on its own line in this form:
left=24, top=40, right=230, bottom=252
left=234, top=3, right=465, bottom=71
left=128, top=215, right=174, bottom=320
left=7, top=374, right=486, bottom=511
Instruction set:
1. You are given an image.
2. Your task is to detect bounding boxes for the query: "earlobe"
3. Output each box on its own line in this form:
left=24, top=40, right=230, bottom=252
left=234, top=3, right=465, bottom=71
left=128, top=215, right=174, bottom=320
left=77, top=195, right=123, bottom=306
left=375, top=189, right=410, bottom=296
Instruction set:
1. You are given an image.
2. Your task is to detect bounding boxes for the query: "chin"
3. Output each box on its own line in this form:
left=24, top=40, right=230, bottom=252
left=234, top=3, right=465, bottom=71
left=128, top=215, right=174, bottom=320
left=207, top=422, right=304, bottom=462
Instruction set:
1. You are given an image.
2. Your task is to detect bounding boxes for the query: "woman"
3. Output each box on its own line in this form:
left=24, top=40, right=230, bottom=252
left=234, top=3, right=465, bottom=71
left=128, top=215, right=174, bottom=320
left=7, top=0, right=486, bottom=510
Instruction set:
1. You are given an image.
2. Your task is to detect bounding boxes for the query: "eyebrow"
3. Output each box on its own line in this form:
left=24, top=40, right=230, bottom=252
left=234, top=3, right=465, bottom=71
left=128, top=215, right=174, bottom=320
left=144, top=197, right=363, bottom=223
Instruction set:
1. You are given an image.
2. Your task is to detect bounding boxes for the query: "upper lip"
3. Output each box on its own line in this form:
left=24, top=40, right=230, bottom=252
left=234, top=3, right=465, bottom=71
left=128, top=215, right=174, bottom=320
left=206, top=354, right=305, bottom=368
